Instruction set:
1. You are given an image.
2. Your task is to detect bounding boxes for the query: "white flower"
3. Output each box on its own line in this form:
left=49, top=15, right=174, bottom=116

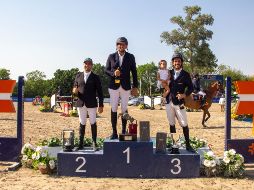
left=239, top=155, right=244, bottom=163
left=41, top=152, right=47, bottom=158
left=35, top=154, right=40, bottom=160
left=36, top=146, right=42, bottom=152
left=32, top=153, right=37, bottom=160
left=215, top=158, right=221, bottom=165
left=49, top=160, right=55, bottom=169
left=224, top=151, right=229, bottom=157
left=210, top=160, right=216, bottom=167
left=223, top=157, right=230, bottom=164
left=212, top=168, right=217, bottom=173
left=25, top=143, right=34, bottom=149
left=22, top=155, right=28, bottom=161
left=21, top=143, right=34, bottom=154
left=207, top=151, right=215, bottom=158
left=229, top=149, right=236, bottom=156
left=204, top=159, right=211, bottom=167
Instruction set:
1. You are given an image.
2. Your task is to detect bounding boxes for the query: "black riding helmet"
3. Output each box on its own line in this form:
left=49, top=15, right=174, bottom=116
left=116, top=37, right=128, bottom=45
left=171, top=52, right=183, bottom=62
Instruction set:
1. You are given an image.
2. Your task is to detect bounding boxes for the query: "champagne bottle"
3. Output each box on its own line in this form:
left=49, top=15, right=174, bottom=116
left=115, top=67, right=121, bottom=84
left=73, top=82, right=79, bottom=98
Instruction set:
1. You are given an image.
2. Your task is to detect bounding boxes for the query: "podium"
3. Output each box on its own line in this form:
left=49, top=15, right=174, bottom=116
left=58, top=139, right=200, bottom=178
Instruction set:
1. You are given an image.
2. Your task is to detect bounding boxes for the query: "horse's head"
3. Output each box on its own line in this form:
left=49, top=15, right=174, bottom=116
left=206, top=81, right=223, bottom=97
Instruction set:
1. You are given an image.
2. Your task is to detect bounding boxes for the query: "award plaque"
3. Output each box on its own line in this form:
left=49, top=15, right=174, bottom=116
left=155, top=132, right=167, bottom=154
left=139, top=121, right=150, bottom=141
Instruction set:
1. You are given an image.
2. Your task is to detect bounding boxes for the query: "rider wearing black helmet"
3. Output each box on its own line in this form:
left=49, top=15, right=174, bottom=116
left=105, top=37, right=138, bottom=139
left=165, top=52, right=195, bottom=153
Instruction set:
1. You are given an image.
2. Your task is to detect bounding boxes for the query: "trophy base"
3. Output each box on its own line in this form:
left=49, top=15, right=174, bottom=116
left=63, top=147, right=73, bottom=152
left=169, top=146, right=180, bottom=154
left=119, top=134, right=137, bottom=141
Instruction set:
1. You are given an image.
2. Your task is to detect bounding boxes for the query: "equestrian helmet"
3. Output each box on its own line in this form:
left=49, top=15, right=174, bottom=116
left=116, top=37, right=128, bottom=45
left=171, top=52, right=183, bottom=62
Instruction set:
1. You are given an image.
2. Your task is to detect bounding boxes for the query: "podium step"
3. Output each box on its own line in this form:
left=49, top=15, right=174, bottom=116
left=57, top=139, right=200, bottom=178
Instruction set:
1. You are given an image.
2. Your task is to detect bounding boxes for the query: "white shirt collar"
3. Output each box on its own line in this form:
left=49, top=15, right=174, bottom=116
left=174, top=68, right=182, bottom=74
left=118, top=51, right=125, bottom=57
left=174, top=68, right=182, bottom=79
left=84, top=71, right=91, bottom=76
left=118, top=51, right=125, bottom=67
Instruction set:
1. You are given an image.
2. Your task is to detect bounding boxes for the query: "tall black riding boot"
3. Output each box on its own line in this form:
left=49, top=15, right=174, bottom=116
left=110, top=110, right=118, bottom=139
left=121, top=117, right=127, bottom=134
left=78, top=123, right=85, bottom=150
left=169, top=124, right=180, bottom=154
left=182, top=126, right=196, bottom=153
left=91, top=123, right=98, bottom=151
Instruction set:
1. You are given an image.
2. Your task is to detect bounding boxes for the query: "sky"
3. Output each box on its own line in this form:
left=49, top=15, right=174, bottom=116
left=0, top=0, right=254, bottom=80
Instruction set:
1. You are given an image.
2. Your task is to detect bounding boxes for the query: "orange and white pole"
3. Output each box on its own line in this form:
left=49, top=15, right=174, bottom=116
left=0, top=80, right=16, bottom=113
left=234, top=81, right=254, bottom=135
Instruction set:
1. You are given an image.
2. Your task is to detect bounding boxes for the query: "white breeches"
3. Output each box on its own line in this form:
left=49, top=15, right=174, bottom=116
left=109, top=86, right=130, bottom=113
left=165, top=101, right=188, bottom=127
left=77, top=105, right=97, bottom=125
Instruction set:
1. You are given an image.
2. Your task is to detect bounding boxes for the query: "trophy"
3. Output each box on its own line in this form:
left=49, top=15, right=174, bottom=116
left=119, top=112, right=137, bottom=141
left=169, top=133, right=180, bottom=154
left=139, top=121, right=150, bottom=142
left=156, top=132, right=167, bottom=154
left=62, top=129, right=74, bottom=152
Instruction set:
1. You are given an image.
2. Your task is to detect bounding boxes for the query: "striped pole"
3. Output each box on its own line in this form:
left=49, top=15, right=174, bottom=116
left=0, top=80, right=16, bottom=112
left=234, top=80, right=254, bottom=135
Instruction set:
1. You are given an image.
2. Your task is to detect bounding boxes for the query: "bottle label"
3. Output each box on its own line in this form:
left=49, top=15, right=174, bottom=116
left=115, top=79, right=120, bottom=84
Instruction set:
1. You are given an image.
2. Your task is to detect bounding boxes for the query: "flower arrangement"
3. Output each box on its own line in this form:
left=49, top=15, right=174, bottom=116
left=21, top=143, right=35, bottom=168
left=166, top=137, right=173, bottom=148
left=39, top=96, right=51, bottom=112
left=231, top=103, right=253, bottom=122
left=201, top=149, right=245, bottom=178
left=221, top=149, right=245, bottom=178
left=21, top=143, right=57, bottom=174
left=177, top=136, right=207, bottom=151
left=38, top=137, right=62, bottom=147
left=201, top=151, right=220, bottom=177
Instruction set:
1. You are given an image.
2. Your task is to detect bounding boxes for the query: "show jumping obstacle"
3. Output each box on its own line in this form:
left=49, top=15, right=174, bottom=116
left=225, top=77, right=254, bottom=163
left=0, top=76, right=24, bottom=162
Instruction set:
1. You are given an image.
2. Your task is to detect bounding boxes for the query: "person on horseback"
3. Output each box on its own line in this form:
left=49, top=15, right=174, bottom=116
left=165, top=52, right=195, bottom=153
left=192, top=73, right=207, bottom=108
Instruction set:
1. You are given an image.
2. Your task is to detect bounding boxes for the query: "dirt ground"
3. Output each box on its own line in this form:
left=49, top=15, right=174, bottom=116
left=0, top=103, right=254, bottom=190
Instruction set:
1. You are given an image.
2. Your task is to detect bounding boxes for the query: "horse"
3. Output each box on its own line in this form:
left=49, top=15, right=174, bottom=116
left=184, top=81, right=222, bottom=127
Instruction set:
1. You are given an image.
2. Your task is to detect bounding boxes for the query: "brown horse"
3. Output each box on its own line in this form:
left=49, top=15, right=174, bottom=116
left=184, top=81, right=222, bottom=127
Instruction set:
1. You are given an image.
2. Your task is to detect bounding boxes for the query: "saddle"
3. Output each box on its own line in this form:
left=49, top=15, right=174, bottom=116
left=193, top=94, right=207, bottom=108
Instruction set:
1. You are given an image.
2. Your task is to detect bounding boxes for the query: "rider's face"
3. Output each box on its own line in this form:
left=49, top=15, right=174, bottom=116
left=83, top=61, right=93, bottom=73
left=117, top=43, right=127, bottom=53
left=172, top=58, right=182, bottom=70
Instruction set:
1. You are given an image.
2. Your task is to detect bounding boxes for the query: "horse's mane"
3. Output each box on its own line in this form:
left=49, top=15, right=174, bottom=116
left=205, top=81, right=219, bottom=98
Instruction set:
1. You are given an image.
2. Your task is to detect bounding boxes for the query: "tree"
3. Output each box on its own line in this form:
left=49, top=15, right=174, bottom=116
left=52, top=68, right=79, bottom=96
left=24, top=70, right=47, bottom=97
left=92, top=63, right=110, bottom=97
left=161, top=5, right=217, bottom=74
left=215, top=64, right=248, bottom=82
left=0, top=68, right=11, bottom=79
left=137, top=62, right=157, bottom=96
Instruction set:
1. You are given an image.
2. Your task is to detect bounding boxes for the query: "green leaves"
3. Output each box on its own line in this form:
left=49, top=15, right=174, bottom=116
left=161, top=5, right=217, bottom=74
left=0, top=68, right=11, bottom=79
